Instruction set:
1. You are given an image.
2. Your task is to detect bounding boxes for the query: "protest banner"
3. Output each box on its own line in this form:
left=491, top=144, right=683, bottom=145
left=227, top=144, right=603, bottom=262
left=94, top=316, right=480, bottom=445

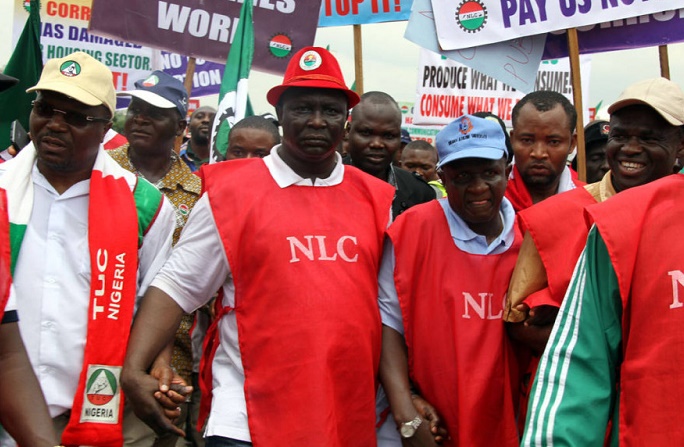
left=543, top=8, right=684, bottom=59
left=162, top=53, right=225, bottom=98
left=11, top=0, right=163, bottom=108
left=431, top=0, right=682, bottom=50
left=413, top=49, right=592, bottom=128
left=405, top=0, right=546, bottom=93
left=318, top=0, right=412, bottom=26
left=89, top=0, right=320, bottom=75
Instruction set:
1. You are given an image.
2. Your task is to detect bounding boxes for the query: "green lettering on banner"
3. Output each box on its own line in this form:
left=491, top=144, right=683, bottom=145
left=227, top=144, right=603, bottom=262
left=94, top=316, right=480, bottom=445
left=105, top=52, right=151, bottom=70
left=45, top=44, right=103, bottom=62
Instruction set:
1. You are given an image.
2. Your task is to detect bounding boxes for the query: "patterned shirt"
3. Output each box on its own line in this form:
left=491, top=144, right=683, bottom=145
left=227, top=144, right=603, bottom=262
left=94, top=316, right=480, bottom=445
left=108, top=144, right=201, bottom=383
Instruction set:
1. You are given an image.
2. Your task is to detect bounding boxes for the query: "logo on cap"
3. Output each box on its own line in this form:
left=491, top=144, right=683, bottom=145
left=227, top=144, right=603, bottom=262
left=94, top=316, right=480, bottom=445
left=269, top=34, right=293, bottom=58
left=459, top=117, right=473, bottom=135
left=60, top=61, right=81, bottom=77
left=142, top=75, right=160, bottom=87
left=457, top=0, right=487, bottom=33
left=299, top=50, right=322, bottom=71
left=600, top=123, right=610, bottom=135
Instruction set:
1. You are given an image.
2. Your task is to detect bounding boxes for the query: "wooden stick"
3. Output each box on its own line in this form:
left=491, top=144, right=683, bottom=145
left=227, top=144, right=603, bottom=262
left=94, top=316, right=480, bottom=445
left=353, top=25, right=364, bottom=95
left=175, top=57, right=196, bottom=153
left=567, top=28, right=585, bottom=182
left=659, top=45, right=670, bottom=80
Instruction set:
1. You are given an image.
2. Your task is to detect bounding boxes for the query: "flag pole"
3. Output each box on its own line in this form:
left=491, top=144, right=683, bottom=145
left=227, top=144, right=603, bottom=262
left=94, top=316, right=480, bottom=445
left=659, top=45, right=670, bottom=80
left=175, top=56, right=196, bottom=153
left=353, top=25, right=364, bottom=95
left=567, top=28, right=585, bottom=182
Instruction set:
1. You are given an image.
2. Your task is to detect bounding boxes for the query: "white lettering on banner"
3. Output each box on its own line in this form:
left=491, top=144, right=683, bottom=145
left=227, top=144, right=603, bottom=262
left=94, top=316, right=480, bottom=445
left=668, top=270, right=684, bottom=309
left=433, top=0, right=682, bottom=50
left=287, top=236, right=359, bottom=263
left=157, top=1, right=238, bottom=42
left=462, top=292, right=504, bottom=320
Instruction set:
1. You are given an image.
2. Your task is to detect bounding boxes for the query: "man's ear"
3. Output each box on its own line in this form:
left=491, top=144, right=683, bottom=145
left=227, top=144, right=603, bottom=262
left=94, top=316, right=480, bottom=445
left=569, top=131, right=578, bottom=155
left=100, top=121, right=113, bottom=143
left=177, top=120, right=188, bottom=137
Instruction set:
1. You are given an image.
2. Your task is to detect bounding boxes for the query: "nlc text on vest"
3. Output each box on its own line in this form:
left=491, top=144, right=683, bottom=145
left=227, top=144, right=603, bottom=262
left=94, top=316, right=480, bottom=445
left=287, top=235, right=359, bottom=263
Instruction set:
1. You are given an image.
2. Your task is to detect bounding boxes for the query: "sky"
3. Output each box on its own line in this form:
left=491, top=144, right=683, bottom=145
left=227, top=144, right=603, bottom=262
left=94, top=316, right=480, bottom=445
left=2, top=10, right=683, bottom=120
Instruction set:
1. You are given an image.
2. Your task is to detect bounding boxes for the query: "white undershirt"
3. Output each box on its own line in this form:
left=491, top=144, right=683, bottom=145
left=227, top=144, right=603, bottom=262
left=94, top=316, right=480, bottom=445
left=10, top=163, right=175, bottom=417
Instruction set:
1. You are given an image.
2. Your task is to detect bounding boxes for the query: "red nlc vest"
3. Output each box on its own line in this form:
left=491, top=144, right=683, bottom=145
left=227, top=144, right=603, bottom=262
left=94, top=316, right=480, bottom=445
left=586, top=173, right=684, bottom=445
left=202, top=159, right=393, bottom=447
left=388, top=201, right=524, bottom=447
left=519, top=187, right=597, bottom=308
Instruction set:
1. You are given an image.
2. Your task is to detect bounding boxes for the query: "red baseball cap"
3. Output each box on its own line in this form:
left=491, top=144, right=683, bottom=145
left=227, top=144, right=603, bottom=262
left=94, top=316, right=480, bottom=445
left=267, top=46, right=359, bottom=108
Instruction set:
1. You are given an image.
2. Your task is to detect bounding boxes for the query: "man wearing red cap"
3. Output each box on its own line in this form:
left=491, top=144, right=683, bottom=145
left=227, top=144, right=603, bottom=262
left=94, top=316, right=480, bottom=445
left=122, top=47, right=395, bottom=447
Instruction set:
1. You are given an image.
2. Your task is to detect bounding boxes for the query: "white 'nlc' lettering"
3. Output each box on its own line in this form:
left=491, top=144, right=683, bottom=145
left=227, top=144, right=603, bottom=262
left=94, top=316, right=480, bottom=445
left=287, top=235, right=359, bottom=263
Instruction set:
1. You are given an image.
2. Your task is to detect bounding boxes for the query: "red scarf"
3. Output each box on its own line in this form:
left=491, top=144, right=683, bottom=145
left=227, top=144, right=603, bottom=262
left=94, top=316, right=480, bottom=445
left=506, top=165, right=584, bottom=212
left=0, top=189, right=10, bottom=323
left=61, top=171, right=139, bottom=447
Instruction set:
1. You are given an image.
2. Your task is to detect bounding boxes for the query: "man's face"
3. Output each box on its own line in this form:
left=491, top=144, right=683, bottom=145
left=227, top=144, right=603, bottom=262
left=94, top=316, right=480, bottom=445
left=124, top=98, right=185, bottom=153
left=226, top=127, right=277, bottom=160
left=276, top=88, right=348, bottom=165
left=440, top=157, right=508, bottom=232
left=400, top=148, right=438, bottom=181
left=30, top=90, right=111, bottom=177
left=607, top=105, right=684, bottom=192
left=584, top=141, right=609, bottom=183
left=347, top=102, right=402, bottom=178
left=188, top=107, right=215, bottom=145
left=511, top=103, right=576, bottom=191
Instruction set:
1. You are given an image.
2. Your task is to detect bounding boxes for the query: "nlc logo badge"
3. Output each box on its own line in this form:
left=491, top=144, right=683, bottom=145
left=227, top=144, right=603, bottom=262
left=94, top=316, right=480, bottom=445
left=457, top=0, right=487, bottom=33
left=80, top=365, right=121, bottom=424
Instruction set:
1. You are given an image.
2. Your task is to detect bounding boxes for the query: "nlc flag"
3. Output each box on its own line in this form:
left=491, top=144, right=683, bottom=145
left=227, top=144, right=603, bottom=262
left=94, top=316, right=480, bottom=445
left=210, top=0, right=254, bottom=163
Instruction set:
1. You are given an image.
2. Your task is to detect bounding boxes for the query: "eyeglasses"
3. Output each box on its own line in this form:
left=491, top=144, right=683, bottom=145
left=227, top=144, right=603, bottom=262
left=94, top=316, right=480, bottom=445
left=31, top=100, right=111, bottom=128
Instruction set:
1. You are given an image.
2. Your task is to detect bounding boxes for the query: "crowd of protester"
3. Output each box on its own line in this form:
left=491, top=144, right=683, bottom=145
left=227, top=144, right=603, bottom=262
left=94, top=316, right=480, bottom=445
left=0, top=47, right=683, bottom=447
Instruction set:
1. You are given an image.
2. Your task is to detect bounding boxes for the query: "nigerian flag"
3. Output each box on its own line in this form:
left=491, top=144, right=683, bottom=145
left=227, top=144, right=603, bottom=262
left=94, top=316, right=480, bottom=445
left=210, top=0, right=254, bottom=163
left=0, top=0, right=43, bottom=151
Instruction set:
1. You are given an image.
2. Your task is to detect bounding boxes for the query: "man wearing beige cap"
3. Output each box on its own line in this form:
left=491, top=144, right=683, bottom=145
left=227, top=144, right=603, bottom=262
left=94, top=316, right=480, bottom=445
left=122, top=47, right=396, bottom=447
left=506, top=77, right=684, bottom=352
left=518, top=77, right=684, bottom=445
left=0, top=52, right=176, bottom=447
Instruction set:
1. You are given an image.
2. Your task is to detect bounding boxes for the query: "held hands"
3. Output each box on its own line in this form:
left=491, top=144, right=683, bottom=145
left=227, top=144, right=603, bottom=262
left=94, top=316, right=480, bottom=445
left=121, top=359, right=192, bottom=437
left=408, top=394, right=449, bottom=446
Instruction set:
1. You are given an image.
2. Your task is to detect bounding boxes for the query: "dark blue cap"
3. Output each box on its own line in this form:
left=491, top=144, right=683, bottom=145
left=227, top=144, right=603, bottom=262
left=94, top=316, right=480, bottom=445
left=118, top=70, right=188, bottom=117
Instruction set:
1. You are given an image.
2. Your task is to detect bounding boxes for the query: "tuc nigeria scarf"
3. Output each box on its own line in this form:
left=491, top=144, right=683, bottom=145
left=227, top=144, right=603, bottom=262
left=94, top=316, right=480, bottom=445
left=0, top=143, right=139, bottom=447
left=0, top=189, right=10, bottom=323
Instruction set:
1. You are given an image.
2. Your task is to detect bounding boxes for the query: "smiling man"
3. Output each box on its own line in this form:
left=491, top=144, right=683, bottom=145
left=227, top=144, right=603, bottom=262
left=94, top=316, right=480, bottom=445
left=347, top=91, right=435, bottom=218
left=506, top=77, right=684, bottom=363
left=122, top=47, right=397, bottom=447
left=379, top=114, right=528, bottom=447
left=0, top=52, right=176, bottom=447
left=506, top=91, right=583, bottom=212
left=521, top=78, right=684, bottom=446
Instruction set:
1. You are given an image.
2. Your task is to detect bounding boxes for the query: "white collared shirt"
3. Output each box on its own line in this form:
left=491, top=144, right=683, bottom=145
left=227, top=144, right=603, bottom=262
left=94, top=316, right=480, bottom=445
left=152, top=147, right=347, bottom=442
left=8, top=162, right=174, bottom=417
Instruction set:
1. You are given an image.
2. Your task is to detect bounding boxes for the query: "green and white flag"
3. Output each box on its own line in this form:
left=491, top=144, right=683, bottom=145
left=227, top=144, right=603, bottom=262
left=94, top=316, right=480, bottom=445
left=210, top=0, right=254, bottom=163
left=0, top=0, right=43, bottom=151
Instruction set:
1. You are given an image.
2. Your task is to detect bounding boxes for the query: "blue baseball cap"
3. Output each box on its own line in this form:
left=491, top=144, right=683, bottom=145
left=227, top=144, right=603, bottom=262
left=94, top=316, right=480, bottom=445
left=401, top=128, right=411, bottom=144
left=435, top=114, right=507, bottom=169
left=118, top=70, right=188, bottom=117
